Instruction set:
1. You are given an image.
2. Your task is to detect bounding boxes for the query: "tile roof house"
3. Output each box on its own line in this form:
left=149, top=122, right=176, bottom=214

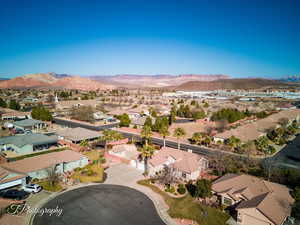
left=0, top=133, right=58, bottom=155
left=56, top=127, right=102, bottom=144
left=1, top=111, right=31, bottom=121
left=214, top=109, right=300, bottom=143
left=148, top=147, right=209, bottom=180
left=2, top=150, right=88, bottom=179
left=0, top=166, right=27, bottom=190
left=212, top=173, right=294, bottom=225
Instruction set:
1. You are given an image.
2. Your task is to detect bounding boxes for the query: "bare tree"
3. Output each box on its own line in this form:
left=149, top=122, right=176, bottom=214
left=155, top=165, right=178, bottom=185
left=46, top=164, right=59, bottom=188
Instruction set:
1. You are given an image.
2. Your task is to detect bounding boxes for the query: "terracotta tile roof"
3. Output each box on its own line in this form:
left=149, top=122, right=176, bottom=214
left=215, top=109, right=300, bottom=142
left=213, top=173, right=294, bottom=225
left=236, top=192, right=291, bottom=225
left=2, top=150, right=86, bottom=173
left=149, top=147, right=206, bottom=174
left=0, top=166, right=27, bottom=184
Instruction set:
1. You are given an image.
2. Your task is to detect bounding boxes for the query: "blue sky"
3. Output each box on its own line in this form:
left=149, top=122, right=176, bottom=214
left=0, top=0, right=299, bottom=78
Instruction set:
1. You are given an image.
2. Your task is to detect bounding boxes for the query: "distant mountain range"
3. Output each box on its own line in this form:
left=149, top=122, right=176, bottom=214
left=279, top=75, right=300, bottom=82
left=88, top=74, right=230, bottom=88
left=0, top=73, right=114, bottom=90
left=0, top=73, right=296, bottom=90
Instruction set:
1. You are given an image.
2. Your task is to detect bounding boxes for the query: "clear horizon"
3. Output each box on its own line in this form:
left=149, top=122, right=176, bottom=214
left=0, top=0, right=299, bottom=79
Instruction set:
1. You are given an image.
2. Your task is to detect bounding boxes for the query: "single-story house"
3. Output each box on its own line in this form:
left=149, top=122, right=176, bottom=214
left=0, top=133, right=58, bottom=155
left=0, top=166, right=27, bottom=190
left=13, top=119, right=48, bottom=131
left=2, top=150, right=89, bottom=179
left=212, top=173, right=295, bottom=225
left=56, top=127, right=102, bottom=144
left=214, top=109, right=300, bottom=143
left=131, top=116, right=156, bottom=128
left=146, top=147, right=208, bottom=180
left=1, top=111, right=31, bottom=121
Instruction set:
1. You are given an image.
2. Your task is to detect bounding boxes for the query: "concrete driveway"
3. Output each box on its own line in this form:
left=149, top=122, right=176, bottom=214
left=105, top=163, right=144, bottom=185
left=32, top=184, right=166, bottom=225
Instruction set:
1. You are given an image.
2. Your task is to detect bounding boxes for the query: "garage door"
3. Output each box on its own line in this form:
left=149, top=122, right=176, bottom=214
left=0, top=179, right=23, bottom=190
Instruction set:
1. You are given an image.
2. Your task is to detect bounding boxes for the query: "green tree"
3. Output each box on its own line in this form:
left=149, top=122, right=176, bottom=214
left=144, top=116, right=153, bottom=128
left=158, top=125, right=170, bottom=148
left=9, top=99, right=21, bottom=111
left=0, top=98, right=7, bottom=108
left=226, top=136, right=241, bottom=150
left=195, top=179, right=212, bottom=199
left=117, top=113, right=131, bottom=127
left=192, top=110, right=206, bottom=121
left=191, top=132, right=203, bottom=145
left=31, top=105, right=53, bottom=121
left=255, top=136, right=270, bottom=155
left=173, top=127, right=186, bottom=150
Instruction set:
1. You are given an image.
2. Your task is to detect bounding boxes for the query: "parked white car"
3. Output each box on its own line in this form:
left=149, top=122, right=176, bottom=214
left=22, top=184, right=42, bottom=193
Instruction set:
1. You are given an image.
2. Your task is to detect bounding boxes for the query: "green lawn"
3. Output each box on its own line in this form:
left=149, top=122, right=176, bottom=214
left=36, top=180, right=63, bottom=192
left=71, top=163, right=104, bottom=183
left=137, top=179, right=229, bottom=225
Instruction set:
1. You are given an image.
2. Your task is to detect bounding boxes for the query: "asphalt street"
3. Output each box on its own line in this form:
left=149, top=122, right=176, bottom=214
left=54, top=117, right=300, bottom=170
left=33, top=184, right=166, bottom=225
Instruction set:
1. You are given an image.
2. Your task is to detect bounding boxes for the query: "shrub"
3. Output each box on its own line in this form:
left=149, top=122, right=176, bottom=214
left=74, top=167, right=81, bottom=172
left=169, top=186, right=175, bottom=193
left=177, top=184, right=186, bottom=194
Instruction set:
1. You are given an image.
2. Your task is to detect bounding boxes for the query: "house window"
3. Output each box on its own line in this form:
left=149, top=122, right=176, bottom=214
left=223, top=197, right=232, bottom=205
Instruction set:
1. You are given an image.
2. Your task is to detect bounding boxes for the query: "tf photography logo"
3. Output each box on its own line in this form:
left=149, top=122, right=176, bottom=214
left=7, top=203, right=63, bottom=217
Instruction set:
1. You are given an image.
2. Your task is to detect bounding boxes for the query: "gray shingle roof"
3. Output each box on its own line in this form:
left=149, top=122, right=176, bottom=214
left=13, top=119, right=45, bottom=127
left=0, top=134, right=57, bottom=148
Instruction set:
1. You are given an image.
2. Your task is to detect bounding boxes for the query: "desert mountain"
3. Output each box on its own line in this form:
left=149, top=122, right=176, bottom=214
left=0, top=73, right=114, bottom=90
left=171, top=78, right=289, bottom=91
left=88, top=74, right=230, bottom=88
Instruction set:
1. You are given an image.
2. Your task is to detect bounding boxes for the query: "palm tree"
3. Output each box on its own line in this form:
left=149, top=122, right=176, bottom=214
left=255, top=136, right=269, bottom=156
left=99, top=129, right=124, bottom=151
left=158, top=125, right=170, bottom=147
left=141, top=125, right=152, bottom=145
left=191, top=132, right=203, bottom=145
left=173, top=127, right=186, bottom=150
left=202, top=135, right=212, bottom=147
left=139, top=144, right=155, bottom=175
left=226, top=136, right=241, bottom=150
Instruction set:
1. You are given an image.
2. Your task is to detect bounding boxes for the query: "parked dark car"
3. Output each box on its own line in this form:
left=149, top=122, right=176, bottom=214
left=0, top=189, right=30, bottom=200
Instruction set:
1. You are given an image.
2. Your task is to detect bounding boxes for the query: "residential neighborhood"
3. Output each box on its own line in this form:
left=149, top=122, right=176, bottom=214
left=1, top=1, right=300, bottom=225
